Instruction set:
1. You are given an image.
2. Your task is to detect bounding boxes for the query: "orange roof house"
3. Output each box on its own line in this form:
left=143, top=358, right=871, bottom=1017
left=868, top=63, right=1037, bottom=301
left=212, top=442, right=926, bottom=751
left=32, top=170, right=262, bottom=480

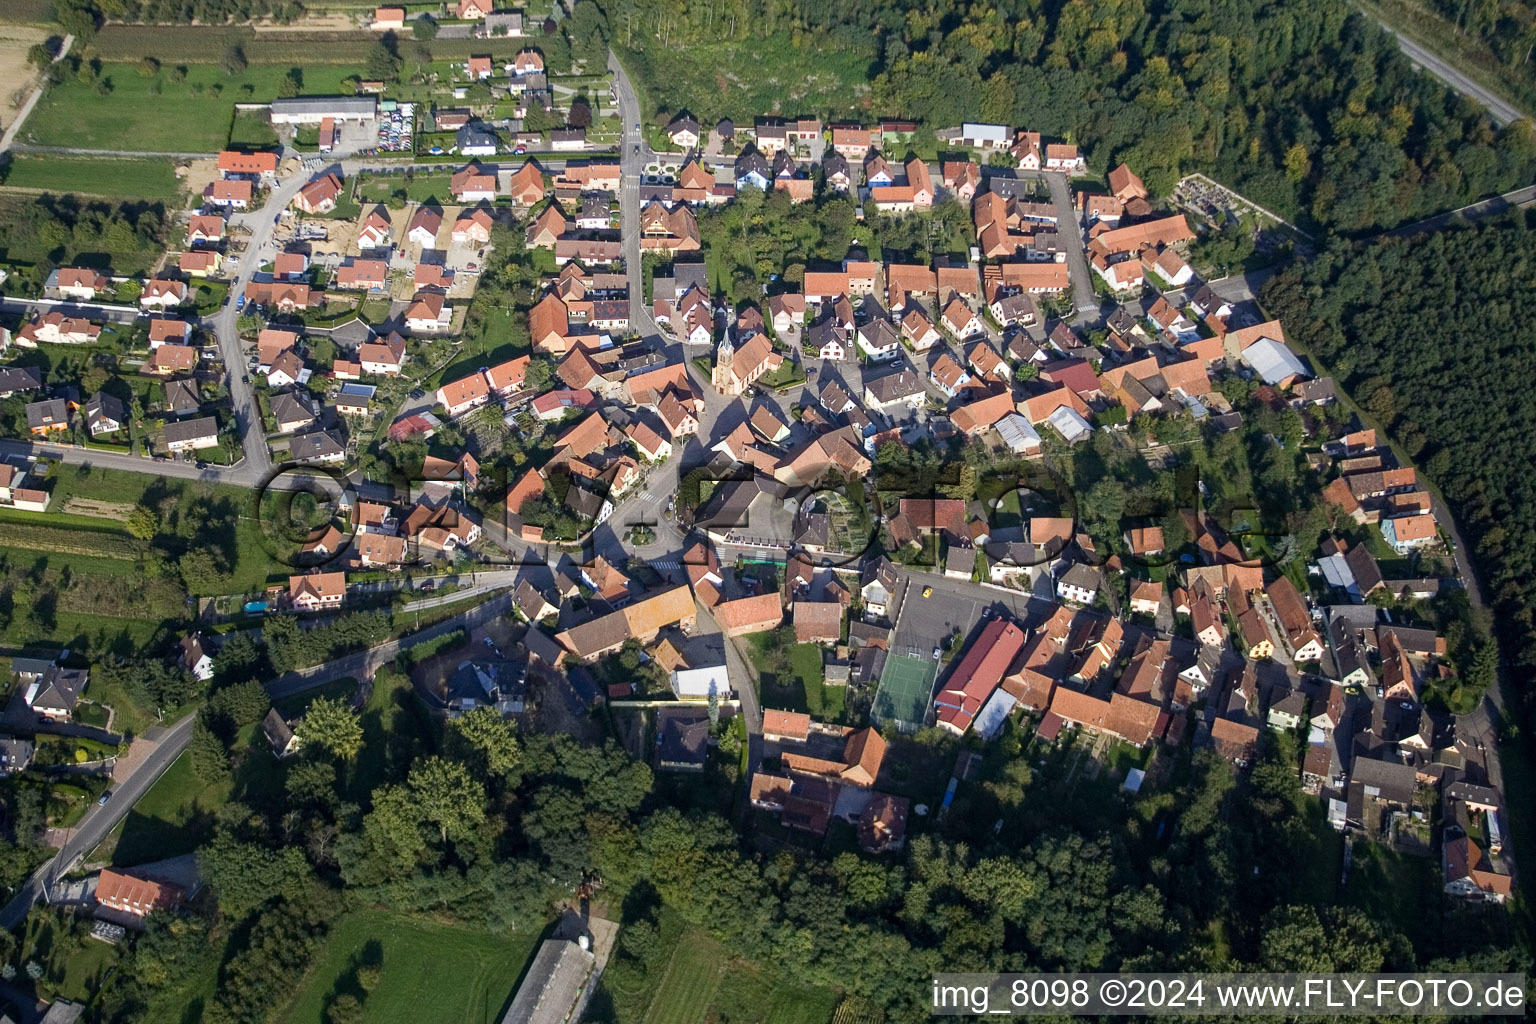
left=714, top=593, right=785, bottom=637
left=529, top=293, right=570, bottom=354
left=1108, top=163, right=1148, bottom=201
left=96, top=869, right=185, bottom=917
left=506, top=161, right=546, bottom=205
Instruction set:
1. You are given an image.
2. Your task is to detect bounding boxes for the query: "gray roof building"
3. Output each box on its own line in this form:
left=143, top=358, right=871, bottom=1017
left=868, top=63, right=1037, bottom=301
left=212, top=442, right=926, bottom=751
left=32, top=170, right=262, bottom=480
left=0, top=366, right=43, bottom=396
left=499, top=938, right=597, bottom=1024
left=658, top=710, right=709, bottom=770
left=163, top=378, right=202, bottom=416
left=289, top=430, right=346, bottom=462
left=162, top=415, right=218, bottom=447
left=25, top=398, right=70, bottom=432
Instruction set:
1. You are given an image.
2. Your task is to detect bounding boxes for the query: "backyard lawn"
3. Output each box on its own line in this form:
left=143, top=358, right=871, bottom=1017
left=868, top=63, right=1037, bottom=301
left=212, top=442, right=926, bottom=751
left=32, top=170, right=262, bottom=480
left=277, top=909, right=544, bottom=1024
left=751, top=639, right=846, bottom=721
left=1, top=155, right=182, bottom=199
left=27, top=64, right=368, bottom=151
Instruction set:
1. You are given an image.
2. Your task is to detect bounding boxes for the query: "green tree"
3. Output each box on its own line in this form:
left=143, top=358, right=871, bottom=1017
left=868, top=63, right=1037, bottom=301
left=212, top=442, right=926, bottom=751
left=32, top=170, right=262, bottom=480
left=365, top=39, right=401, bottom=82
left=447, top=706, right=521, bottom=780
left=328, top=995, right=365, bottom=1024
left=408, top=756, right=485, bottom=844
left=188, top=720, right=231, bottom=783
left=412, top=16, right=438, bottom=40
left=125, top=506, right=158, bottom=541
left=197, top=831, right=311, bottom=919
left=296, top=696, right=364, bottom=760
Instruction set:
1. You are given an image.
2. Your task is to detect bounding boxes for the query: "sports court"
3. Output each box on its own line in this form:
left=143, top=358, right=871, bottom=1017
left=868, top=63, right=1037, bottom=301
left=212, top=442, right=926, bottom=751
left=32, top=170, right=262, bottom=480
left=871, top=652, right=938, bottom=732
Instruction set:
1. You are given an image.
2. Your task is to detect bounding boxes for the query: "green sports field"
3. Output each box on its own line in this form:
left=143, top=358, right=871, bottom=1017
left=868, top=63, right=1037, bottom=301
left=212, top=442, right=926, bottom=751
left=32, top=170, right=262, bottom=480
left=871, top=653, right=937, bottom=731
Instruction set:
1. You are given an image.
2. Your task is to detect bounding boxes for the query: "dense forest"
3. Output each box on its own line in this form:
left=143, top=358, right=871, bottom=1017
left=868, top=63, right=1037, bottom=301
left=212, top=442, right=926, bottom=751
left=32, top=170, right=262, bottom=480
left=1263, top=209, right=1536, bottom=738
left=607, top=0, right=1536, bottom=233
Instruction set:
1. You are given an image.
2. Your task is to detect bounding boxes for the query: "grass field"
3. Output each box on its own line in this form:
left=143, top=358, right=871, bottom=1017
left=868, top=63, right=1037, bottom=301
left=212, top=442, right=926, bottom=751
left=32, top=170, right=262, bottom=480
left=277, top=909, right=544, bottom=1024
left=614, top=33, right=873, bottom=127
left=273, top=676, right=357, bottom=718
left=1, top=156, right=181, bottom=199
left=595, top=912, right=839, bottom=1024
left=423, top=303, right=526, bottom=390
left=111, top=746, right=231, bottom=866
left=355, top=172, right=459, bottom=207
left=871, top=653, right=936, bottom=731
left=27, top=64, right=369, bottom=152
left=41, top=463, right=288, bottom=591
left=228, top=109, right=280, bottom=148
left=755, top=642, right=846, bottom=721
left=645, top=929, right=725, bottom=1024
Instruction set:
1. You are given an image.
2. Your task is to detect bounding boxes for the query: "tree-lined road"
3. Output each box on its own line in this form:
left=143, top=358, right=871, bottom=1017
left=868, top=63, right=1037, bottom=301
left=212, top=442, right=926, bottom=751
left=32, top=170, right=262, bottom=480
left=1372, top=17, right=1528, bottom=126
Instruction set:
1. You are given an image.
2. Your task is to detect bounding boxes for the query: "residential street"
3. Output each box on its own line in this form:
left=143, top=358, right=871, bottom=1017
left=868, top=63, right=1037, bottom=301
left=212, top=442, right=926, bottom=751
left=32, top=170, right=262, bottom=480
left=1037, top=169, right=1101, bottom=317
left=212, top=155, right=319, bottom=476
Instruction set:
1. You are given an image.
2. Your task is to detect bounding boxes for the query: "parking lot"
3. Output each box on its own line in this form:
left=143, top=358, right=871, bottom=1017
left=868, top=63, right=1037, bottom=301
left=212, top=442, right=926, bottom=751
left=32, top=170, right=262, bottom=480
left=374, top=102, right=415, bottom=154
left=890, top=574, right=1046, bottom=662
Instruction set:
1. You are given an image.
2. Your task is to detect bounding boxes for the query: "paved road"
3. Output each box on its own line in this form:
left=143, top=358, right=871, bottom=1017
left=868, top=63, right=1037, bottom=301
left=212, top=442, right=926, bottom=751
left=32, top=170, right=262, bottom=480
left=0, top=712, right=193, bottom=929
left=1384, top=183, right=1536, bottom=237
left=213, top=157, right=322, bottom=476
left=1037, top=170, right=1101, bottom=317
left=0, top=34, right=73, bottom=154
left=1373, top=18, right=1528, bottom=126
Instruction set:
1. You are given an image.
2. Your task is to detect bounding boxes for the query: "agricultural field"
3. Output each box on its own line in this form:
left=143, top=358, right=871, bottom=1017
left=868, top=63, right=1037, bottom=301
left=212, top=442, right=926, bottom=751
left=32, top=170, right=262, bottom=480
left=0, top=155, right=182, bottom=199
left=276, top=909, right=543, bottom=1024
left=89, top=24, right=554, bottom=66
left=26, top=63, right=370, bottom=152
left=0, top=23, right=49, bottom=135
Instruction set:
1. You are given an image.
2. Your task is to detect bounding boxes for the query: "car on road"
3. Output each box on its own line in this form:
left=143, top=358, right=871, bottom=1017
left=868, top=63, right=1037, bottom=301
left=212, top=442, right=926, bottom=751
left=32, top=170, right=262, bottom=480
left=932, top=646, right=942, bottom=660
left=513, top=145, right=527, bottom=155
left=634, top=122, right=640, bottom=132
left=98, top=791, right=112, bottom=805
left=922, top=586, right=933, bottom=598
left=242, top=374, right=250, bottom=383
